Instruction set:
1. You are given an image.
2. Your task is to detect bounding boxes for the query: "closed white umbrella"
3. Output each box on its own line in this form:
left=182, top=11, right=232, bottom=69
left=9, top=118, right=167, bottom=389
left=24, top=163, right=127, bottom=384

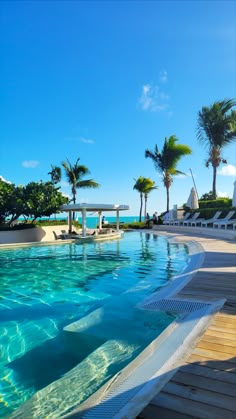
left=186, top=187, right=199, bottom=209
left=232, top=180, right=236, bottom=207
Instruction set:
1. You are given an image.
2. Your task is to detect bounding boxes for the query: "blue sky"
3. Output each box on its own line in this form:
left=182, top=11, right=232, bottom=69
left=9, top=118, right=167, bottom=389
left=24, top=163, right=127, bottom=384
left=1, top=0, right=236, bottom=216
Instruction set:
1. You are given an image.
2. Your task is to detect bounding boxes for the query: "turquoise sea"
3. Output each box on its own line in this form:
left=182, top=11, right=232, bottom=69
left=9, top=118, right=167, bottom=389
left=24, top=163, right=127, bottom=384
left=17, top=215, right=142, bottom=228
left=75, top=215, right=141, bottom=228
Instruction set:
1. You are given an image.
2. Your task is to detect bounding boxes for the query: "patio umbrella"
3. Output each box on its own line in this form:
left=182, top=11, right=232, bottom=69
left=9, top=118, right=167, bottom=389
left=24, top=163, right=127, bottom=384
left=232, top=180, right=236, bottom=207
left=186, top=187, right=199, bottom=209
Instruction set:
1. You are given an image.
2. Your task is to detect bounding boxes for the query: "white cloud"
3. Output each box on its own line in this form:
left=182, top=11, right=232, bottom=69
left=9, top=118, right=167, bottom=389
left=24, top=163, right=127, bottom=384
left=217, top=190, right=229, bottom=198
left=218, top=164, right=236, bottom=176
left=22, top=160, right=40, bottom=168
left=159, top=70, right=168, bottom=83
left=80, top=137, right=95, bottom=144
left=0, top=175, right=12, bottom=184
left=139, top=83, right=169, bottom=112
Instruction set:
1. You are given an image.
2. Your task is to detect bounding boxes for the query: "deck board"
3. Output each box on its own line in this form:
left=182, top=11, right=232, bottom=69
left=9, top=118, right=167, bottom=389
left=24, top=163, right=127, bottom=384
left=140, top=230, right=236, bottom=419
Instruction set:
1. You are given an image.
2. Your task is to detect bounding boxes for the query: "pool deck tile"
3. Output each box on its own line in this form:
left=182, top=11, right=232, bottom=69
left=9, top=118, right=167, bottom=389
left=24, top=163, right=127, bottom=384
left=139, top=226, right=236, bottom=419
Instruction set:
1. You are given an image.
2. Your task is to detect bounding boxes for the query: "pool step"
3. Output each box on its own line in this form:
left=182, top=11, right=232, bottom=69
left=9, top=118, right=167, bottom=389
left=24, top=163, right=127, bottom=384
left=63, top=295, right=175, bottom=358
left=8, top=339, right=139, bottom=419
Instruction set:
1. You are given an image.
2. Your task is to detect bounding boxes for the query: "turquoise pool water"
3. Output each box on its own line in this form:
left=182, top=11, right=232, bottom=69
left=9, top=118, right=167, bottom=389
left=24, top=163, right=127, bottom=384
left=0, top=232, right=189, bottom=417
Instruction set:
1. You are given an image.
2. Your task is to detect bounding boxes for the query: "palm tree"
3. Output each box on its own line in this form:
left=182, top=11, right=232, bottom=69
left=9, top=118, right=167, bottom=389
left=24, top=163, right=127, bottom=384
left=62, top=158, right=100, bottom=205
left=48, top=165, right=62, bottom=185
left=133, top=177, right=157, bottom=221
left=143, top=179, right=158, bottom=219
left=133, top=177, right=146, bottom=222
left=145, top=135, right=192, bottom=212
left=197, top=99, right=236, bottom=199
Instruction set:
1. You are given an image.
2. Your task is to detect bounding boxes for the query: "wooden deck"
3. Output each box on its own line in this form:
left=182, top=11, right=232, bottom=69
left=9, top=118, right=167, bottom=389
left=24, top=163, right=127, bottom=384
left=139, top=230, right=236, bottom=419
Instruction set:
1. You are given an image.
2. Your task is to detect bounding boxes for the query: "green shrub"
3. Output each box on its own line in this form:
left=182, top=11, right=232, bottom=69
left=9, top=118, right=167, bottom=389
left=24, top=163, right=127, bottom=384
left=199, top=198, right=232, bottom=209
left=192, top=207, right=236, bottom=219
left=35, top=219, right=68, bottom=226
left=103, top=222, right=150, bottom=230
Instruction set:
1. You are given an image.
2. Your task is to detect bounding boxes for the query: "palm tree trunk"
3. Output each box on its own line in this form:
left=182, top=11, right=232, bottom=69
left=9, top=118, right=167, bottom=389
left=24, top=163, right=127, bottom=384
left=144, top=194, right=147, bottom=219
left=72, top=189, right=76, bottom=221
left=166, top=187, right=170, bottom=212
left=212, top=165, right=217, bottom=199
left=139, top=193, right=143, bottom=222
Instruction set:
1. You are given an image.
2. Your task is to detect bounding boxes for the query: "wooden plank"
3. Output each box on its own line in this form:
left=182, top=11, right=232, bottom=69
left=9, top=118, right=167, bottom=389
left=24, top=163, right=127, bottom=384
left=212, top=318, right=236, bottom=327
left=197, top=341, right=236, bottom=355
left=215, top=313, right=236, bottom=324
left=172, top=370, right=236, bottom=397
left=204, top=329, right=236, bottom=340
left=139, top=404, right=193, bottom=419
left=193, top=347, right=236, bottom=361
left=207, top=324, right=236, bottom=336
left=181, top=363, right=236, bottom=384
left=163, top=381, right=236, bottom=411
left=200, top=335, right=236, bottom=347
left=188, top=354, right=236, bottom=372
left=152, top=392, right=235, bottom=419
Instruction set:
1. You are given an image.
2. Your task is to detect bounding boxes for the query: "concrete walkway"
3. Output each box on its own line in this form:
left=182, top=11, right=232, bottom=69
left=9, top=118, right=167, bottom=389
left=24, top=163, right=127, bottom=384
left=139, top=226, right=236, bottom=419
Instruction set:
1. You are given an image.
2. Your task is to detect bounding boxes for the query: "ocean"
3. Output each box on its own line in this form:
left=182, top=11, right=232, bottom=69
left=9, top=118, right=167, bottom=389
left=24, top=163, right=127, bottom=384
left=74, top=216, right=141, bottom=228
left=17, top=216, right=142, bottom=227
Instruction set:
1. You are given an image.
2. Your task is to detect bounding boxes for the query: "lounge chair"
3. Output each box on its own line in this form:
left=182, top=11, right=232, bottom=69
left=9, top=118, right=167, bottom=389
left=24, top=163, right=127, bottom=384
left=173, top=212, right=191, bottom=225
left=183, top=212, right=201, bottom=226
left=190, top=215, right=206, bottom=227
left=213, top=211, right=235, bottom=229
left=201, top=211, right=222, bottom=227
left=53, top=231, right=65, bottom=240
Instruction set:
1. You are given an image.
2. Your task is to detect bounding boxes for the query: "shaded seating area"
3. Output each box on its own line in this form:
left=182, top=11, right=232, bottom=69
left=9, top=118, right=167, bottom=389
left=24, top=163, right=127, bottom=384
left=53, top=231, right=67, bottom=240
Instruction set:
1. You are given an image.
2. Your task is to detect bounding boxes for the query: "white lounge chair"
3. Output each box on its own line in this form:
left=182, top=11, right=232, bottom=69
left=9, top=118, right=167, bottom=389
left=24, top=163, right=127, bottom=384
left=183, top=212, right=201, bottom=226
left=201, top=211, right=222, bottom=227
left=190, top=215, right=206, bottom=227
left=173, top=212, right=191, bottom=225
left=213, top=211, right=235, bottom=229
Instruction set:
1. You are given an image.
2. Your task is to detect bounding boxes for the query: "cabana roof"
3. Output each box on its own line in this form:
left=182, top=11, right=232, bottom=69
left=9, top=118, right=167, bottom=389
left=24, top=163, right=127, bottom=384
left=60, top=203, right=129, bottom=212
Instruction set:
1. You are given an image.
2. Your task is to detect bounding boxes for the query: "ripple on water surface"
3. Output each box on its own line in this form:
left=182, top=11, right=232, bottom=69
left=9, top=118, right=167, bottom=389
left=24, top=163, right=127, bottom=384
left=0, top=232, right=188, bottom=417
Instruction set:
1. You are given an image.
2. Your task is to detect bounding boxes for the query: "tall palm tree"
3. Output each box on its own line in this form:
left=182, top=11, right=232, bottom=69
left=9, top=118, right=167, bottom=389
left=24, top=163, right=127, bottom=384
left=133, top=177, right=157, bottom=221
left=143, top=179, right=158, bottom=218
left=145, top=135, right=192, bottom=212
left=62, top=158, right=100, bottom=205
left=133, top=177, right=146, bottom=222
left=197, top=99, right=236, bottom=199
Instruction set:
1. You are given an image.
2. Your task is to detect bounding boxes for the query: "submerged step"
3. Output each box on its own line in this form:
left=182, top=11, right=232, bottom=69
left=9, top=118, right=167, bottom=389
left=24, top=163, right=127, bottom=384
left=9, top=339, right=140, bottom=419
left=63, top=294, right=175, bottom=358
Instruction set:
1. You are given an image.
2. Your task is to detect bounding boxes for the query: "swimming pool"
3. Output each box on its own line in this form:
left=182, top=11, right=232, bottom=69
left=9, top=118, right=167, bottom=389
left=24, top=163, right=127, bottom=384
left=0, top=232, right=189, bottom=417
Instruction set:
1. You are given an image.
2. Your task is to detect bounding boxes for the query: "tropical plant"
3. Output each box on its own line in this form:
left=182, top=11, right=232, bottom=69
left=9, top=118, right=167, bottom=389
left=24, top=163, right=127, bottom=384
left=133, top=177, right=146, bottom=222
left=61, top=158, right=100, bottom=205
left=200, top=191, right=215, bottom=201
left=0, top=179, right=25, bottom=225
left=23, top=181, right=68, bottom=222
left=48, top=165, right=62, bottom=185
left=143, top=179, right=158, bottom=218
left=133, top=177, right=157, bottom=221
left=145, top=135, right=192, bottom=212
left=197, top=99, right=236, bottom=199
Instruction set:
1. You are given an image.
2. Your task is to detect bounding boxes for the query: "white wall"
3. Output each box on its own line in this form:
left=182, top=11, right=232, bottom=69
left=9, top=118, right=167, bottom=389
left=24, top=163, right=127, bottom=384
left=0, top=225, right=70, bottom=244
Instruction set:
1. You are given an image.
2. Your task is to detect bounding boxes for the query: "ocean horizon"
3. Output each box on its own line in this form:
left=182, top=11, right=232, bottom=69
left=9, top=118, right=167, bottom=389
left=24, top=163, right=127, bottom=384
left=18, top=215, right=143, bottom=228
left=69, top=215, right=142, bottom=228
